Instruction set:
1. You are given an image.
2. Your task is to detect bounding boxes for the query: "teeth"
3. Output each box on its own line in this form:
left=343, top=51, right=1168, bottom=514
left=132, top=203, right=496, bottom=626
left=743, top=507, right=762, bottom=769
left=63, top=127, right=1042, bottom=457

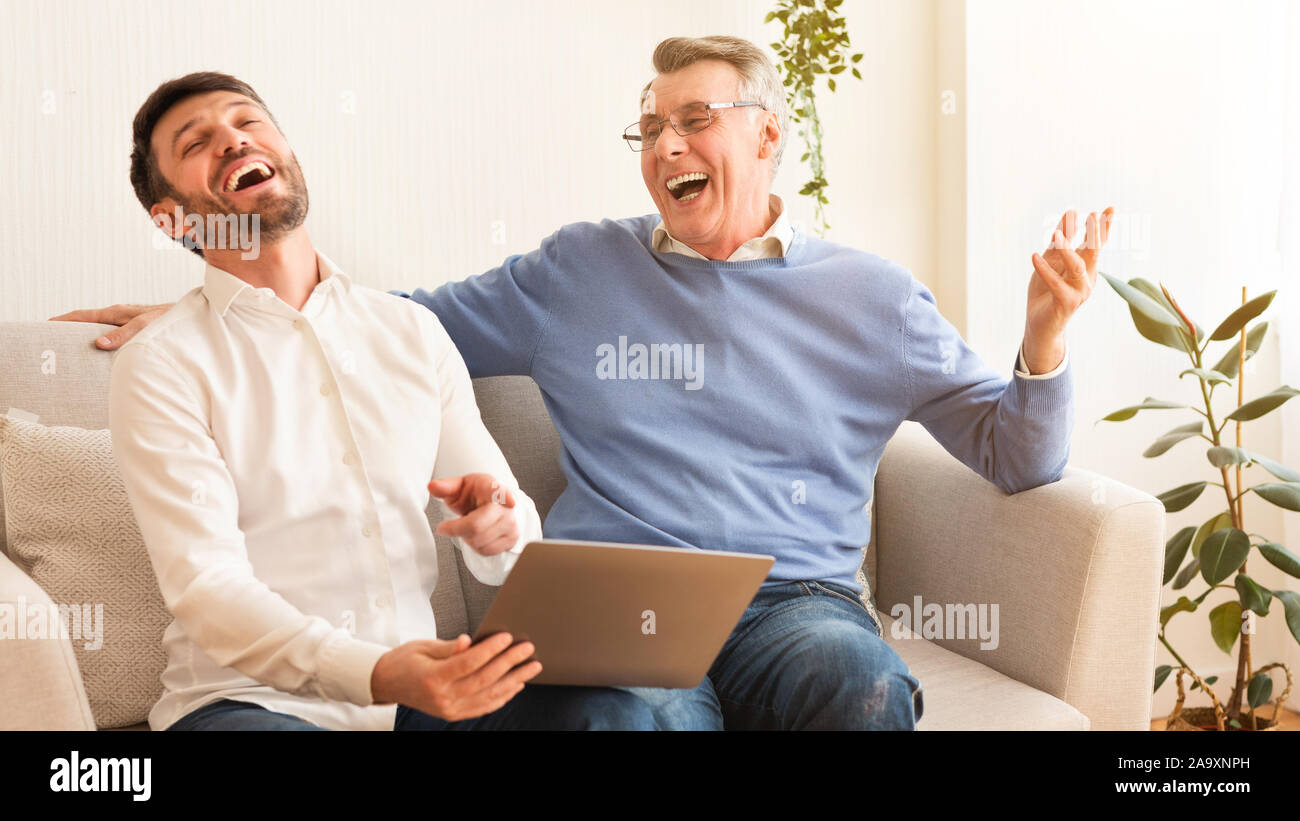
left=666, top=171, right=708, bottom=191
left=677, top=190, right=702, bottom=203
left=224, top=161, right=272, bottom=192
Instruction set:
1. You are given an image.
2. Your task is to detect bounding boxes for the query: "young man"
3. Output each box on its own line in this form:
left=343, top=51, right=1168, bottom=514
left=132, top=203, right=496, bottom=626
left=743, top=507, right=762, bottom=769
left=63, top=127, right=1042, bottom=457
left=107, top=73, right=655, bottom=730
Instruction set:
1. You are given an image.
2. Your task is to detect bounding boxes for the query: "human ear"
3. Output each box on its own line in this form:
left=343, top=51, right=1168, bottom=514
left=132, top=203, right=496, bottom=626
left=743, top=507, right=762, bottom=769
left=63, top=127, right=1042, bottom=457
left=149, top=199, right=186, bottom=240
left=757, top=111, right=781, bottom=160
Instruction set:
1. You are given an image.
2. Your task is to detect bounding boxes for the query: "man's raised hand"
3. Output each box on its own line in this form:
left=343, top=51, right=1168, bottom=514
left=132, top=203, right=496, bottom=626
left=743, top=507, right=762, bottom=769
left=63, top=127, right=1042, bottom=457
left=1022, top=206, right=1115, bottom=373
left=428, top=473, right=519, bottom=556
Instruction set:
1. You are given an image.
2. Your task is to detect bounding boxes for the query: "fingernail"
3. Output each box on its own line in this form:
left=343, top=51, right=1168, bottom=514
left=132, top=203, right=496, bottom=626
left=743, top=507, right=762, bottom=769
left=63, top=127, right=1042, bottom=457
left=96, top=336, right=111, bottom=347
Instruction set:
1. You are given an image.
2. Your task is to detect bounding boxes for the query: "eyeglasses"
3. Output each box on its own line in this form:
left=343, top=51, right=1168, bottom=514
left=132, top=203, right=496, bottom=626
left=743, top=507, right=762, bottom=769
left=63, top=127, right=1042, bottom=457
left=622, top=101, right=764, bottom=152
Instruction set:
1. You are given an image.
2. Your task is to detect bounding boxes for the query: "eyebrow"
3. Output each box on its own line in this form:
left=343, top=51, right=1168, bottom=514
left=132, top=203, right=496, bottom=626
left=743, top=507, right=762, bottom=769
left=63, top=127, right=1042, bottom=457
left=170, top=100, right=257, bottom=155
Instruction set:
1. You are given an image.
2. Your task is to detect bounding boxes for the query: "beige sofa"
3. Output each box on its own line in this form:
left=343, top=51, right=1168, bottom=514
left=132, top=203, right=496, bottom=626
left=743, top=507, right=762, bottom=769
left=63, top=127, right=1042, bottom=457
left=0, top=320, right=1165, bottom=730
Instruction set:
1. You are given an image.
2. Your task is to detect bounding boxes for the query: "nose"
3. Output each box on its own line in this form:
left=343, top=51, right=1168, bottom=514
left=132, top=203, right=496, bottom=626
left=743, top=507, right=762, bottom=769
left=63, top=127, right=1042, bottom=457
left=654, top=125, right=688, bottom=162
left=215, top=123, right=252, bottom=157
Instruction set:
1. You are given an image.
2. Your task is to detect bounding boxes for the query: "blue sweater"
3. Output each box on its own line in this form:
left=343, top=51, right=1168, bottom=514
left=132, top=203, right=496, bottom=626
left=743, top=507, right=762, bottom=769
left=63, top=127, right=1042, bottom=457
left=405, top=215, right=1073, bottom=592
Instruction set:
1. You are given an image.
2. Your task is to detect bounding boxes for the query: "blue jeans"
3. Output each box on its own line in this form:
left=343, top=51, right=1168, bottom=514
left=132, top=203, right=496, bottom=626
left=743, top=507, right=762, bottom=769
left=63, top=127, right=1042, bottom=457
left=168, top=684, right=657, bottom=730
left=622, top=580, right=923, bottom=730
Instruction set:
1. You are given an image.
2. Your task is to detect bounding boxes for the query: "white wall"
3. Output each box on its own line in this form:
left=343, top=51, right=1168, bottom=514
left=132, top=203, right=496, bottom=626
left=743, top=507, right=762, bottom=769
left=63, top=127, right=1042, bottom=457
left=5, top=0, right=1296, bottom=718
left=962, top=0, right=1299, bottom=716
left=0, top=0, right=937, bottom=321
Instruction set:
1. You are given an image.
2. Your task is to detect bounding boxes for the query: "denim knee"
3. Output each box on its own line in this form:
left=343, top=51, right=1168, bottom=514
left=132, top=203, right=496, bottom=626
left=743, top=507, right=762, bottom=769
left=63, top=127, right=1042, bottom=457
left=547, top=686, right=658, bottom=730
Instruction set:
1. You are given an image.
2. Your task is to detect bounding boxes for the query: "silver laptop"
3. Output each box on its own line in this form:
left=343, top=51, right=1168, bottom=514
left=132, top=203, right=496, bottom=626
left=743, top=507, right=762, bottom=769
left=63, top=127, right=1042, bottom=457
left=471, top=539, right=775, bottom=689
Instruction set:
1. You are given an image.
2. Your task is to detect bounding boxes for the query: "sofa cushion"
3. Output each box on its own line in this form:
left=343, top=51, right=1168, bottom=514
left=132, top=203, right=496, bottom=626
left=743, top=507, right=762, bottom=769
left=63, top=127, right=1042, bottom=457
left=881, top=613, right=1090, bottom=730
left=0, top=415, right=168, bottom=728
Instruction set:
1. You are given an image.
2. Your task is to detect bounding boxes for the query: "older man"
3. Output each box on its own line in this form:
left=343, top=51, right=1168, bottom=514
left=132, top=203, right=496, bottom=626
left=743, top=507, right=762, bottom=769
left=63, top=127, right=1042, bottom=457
left=62, top=36, right=1111, bottom=730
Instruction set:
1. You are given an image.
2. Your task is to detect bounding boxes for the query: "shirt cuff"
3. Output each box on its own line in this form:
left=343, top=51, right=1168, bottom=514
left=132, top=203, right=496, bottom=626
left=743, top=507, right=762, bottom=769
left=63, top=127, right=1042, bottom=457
left=316, top=631, right=392, bottom=706
left=1016, top=342, right=1068, bottom=380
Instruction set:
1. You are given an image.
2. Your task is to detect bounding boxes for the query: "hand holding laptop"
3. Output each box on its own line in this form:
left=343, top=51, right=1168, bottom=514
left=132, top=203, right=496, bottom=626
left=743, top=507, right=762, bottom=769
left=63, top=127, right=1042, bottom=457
left=428, top=473, right=518, bottom=556
left=370, top=632, right=542, bottom=721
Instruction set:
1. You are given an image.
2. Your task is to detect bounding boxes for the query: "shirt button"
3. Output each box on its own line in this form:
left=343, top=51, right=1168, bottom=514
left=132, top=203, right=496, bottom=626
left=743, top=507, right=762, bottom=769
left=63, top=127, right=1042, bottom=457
left=362, top=525, right=373, bottom=538
left=343, top=452, right=358, bottom=467
left=374, top=595, right=391, bottom=609
left=319, top=382, right=332, bottom=396
left=293, top=319, right=305, bottom=330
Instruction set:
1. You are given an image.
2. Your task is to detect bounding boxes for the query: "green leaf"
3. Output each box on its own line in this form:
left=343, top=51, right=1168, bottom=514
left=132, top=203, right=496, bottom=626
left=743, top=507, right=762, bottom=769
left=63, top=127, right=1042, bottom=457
left=1211, top=321, right=1268, bottom=378
left=1275, top=590, right=1300, bottom=646
left=1172, top=556, right=1200, bottom=590
left=1154, top=665, right=1173, bottom=692
left=1125, top=278, right=1201, bottom=350
left=1249, top=453, right=1300, bottom=482
left=1191, top=511, right=1234, bottom=559
left=1234, top=573, right=1272, bottom=615
left=1160, top=595, right=1198, bottom=627
left=1225, top=385, right=1300, bottom=422
left=1191, top=674, right=1219, bottom=692
left=1208, top=601, right=1243, bottom=654
left=1247, top=672, right=1274, bottom=709
left=827, top=78, right=836, bottom=92
left=1257, top=542, right=1300, bottom=578
left=852, top=52, right=864, bottom=62
left=851, top=67, right=861, bottom=80
left=1101, top=271, right=1184, bottom=328
left=1163, top=526, right=1196, bottom=583
left=1144, top=421, right=1204, bottom=457
left=1200, top=528, right=1250, bottom=585
left=1201, top=447, right=1299, bottom=481
left=1179, top=367, right=1233, bottom=387
left=1158, top=481, right=1208, bottom=513
left=1253, top=482, right=1300, bottom=512
left=1100, top=397, right=1187, bottom=422
left=829, top=64, right=847, bottom=74
left=1207, top=445, right=1251, bottom=468
left=1209, top=290, right=1276, bottom=341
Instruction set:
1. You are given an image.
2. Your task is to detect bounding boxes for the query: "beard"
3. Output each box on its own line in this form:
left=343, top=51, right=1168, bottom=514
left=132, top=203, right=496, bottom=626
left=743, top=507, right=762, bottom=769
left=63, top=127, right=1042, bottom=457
left=177, top=150, right=310, bottom=251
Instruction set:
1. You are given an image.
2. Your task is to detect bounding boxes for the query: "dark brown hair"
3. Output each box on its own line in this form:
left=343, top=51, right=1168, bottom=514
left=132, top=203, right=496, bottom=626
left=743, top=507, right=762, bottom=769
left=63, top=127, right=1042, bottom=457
left=129, top=72, right=280, bottom=255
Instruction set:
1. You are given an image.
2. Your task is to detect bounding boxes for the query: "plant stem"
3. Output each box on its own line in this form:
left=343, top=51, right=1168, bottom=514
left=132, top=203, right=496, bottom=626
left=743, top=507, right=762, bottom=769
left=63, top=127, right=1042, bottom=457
left=1225, top=287, right=1251, bottom=721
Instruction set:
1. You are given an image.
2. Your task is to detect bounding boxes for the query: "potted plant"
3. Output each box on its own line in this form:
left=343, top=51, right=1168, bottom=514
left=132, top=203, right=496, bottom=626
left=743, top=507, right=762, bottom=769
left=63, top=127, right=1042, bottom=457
left=1100, top=275, right=1299, bottom=730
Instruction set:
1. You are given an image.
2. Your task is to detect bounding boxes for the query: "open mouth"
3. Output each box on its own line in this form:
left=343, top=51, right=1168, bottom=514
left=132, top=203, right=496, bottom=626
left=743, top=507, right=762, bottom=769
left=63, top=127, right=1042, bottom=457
left=222, top=160, right=276, bottom=195
left=666, top=172, right=709, bottom=203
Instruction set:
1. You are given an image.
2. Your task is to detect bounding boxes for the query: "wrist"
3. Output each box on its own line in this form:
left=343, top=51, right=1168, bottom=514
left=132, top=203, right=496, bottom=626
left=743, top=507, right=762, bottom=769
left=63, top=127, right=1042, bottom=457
left=1021, top=333, right=1066, bottom=375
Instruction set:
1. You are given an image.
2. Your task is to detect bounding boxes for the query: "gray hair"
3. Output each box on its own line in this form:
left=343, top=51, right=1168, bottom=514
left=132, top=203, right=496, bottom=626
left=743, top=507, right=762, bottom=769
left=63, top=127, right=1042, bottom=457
left=643, top=36, right=789, bottom=178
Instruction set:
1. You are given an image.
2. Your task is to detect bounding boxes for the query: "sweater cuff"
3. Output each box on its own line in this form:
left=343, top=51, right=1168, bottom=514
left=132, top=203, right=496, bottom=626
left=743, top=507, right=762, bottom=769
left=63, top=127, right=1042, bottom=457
left=316, top=631, right=391, bottom=706
left=1011, top=350, right=1073, bottom=417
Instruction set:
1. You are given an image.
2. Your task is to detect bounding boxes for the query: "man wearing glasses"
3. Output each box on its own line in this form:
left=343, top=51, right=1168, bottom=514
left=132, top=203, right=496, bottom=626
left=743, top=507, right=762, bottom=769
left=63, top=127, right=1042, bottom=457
left=63, top=35, right=1112, bottom=730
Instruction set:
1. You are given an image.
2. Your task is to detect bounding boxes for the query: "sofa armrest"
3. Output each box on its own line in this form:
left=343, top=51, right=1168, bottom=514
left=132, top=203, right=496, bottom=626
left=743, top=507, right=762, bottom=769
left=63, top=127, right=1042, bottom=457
left=0, top=551, right=97, bottom=729
left=872, top=422, right=1165, bottom=730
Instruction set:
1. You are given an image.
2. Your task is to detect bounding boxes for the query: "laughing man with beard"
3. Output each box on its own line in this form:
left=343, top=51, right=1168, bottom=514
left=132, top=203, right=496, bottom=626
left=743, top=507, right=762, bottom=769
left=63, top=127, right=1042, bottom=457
left=95, top=72, right=655, bottom=731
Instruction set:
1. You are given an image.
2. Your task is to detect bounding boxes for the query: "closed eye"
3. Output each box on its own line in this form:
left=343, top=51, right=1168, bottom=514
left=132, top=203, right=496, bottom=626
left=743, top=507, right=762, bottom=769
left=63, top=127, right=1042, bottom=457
left=241, top=119, right=260, bottom=126
left=183, top=139, right=205, bottom=156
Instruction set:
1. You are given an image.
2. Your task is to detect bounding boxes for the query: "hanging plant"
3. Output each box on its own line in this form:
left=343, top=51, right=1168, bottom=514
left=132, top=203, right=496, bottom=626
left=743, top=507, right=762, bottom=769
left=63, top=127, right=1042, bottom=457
left=767, top=0, right=864, bottom=236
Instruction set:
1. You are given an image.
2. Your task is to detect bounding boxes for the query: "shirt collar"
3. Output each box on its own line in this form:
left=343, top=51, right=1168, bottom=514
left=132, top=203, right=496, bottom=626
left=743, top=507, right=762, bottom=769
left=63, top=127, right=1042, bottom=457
left=202, top=250, right=350, bottom=316
left=652, top=194, right=794, bottom=259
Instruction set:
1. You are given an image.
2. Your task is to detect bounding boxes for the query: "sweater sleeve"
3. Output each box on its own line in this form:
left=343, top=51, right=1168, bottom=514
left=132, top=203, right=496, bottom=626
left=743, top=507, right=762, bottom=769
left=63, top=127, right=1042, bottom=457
left=902, top=276, right=1075, bottom=494
left=403, top=229, right=561, bottom=379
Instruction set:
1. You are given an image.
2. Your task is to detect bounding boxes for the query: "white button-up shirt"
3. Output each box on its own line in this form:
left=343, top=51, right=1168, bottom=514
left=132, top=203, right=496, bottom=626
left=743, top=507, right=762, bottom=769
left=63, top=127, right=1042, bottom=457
left=652, top=194, right=1067, bottom=379
left=109, top=251, right=540, bottom=730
